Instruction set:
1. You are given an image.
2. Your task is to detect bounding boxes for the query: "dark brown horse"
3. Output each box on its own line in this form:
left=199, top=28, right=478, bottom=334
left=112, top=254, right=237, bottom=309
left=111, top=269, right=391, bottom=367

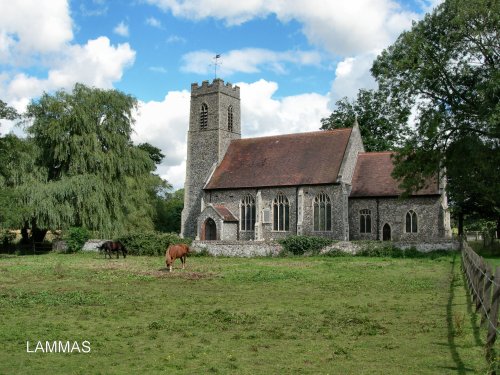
left=99, top=241, right=127, bottom=259
left=165, top=244, right=190, bottom=271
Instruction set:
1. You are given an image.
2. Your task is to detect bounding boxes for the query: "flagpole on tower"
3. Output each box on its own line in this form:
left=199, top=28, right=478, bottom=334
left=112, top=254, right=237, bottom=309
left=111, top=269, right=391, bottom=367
left=213, top=54, right=221, bottom=79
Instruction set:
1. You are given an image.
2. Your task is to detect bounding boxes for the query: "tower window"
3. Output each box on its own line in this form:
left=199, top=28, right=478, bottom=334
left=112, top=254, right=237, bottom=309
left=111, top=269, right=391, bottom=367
left=273, top=192, right=290, bottom=231
left=405, top=210, right=418, bottom=233
left=240, top=195, right=256, bottom=231
left=200, top=103, right=208, bottom=129
left=359, top=209, right=371, bottom=234
left=228, top=105, right=233, bottom=132
left=313, top=192, right=332, bottom=231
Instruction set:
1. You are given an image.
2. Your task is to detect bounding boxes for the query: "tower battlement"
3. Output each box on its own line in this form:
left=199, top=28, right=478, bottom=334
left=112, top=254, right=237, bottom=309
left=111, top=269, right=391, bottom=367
left=191, top=79, right=240, bottom=98
left=181, top=78, right=241, bottom=238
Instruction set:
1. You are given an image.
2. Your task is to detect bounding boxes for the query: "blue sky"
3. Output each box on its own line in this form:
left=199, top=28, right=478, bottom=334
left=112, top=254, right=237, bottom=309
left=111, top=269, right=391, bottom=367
left=0, top=0, right=441, bottom=188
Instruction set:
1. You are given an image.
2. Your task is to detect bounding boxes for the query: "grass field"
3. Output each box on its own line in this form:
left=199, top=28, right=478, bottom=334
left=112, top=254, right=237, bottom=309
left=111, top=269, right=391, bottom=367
left=0, top=251, right=497, bottom=374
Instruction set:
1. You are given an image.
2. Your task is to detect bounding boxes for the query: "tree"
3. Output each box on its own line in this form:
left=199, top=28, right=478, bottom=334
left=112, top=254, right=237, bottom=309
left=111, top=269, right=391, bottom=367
left=371, top=0, right=499, bottom=234
left=154, top=188, right=184, bottom=233
left=0, top=102, right=24, bottom=234
left=0, top=135, right=39, bottom=232
left=320, top=88, right=411, bottom=151
left=0, top=100, right=18, bottom=125
left=138, top=142, right=165, bottom=165
left=23, top=83, right=157, bottom=237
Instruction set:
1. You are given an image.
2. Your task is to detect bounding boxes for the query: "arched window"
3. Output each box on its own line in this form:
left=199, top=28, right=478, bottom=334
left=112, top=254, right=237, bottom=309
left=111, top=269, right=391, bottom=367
left=360, top=209, right=372, bottom=234
left=313, top=192, right=332, bottom=231
left=406, top=210, right=418, bottom=233
left=200, top=103, right=208, bottom=129
left=240, top=195, right=256, bottom=231
left=227, top=105, right=233, bottom=132
left=273, top=192, right=290, bottom=231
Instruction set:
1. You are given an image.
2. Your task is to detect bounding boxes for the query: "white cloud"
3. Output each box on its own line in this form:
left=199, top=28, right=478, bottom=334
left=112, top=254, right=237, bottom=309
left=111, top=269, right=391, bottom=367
left=146, top=0, right=273, bottom=26
left=329, top=52, right=378, bottom=106
left=113, top=21, right=129, bottom=37
left=3, top=37, right=135, bottom=106
left=147, top=0, right=418, bottom=56
left=132, top=90, right=191, bottom=189
left=0, top=0, right=73, bottom=60
left=0, top=2, right=137, bottom=111
left=239, top=79, right=330, bottom=138
left=132, top=80, right=330, bottom=188
left=146, top=17, right=163, bottom=28
left=418, top=0, right=444, bottom=13
left=181, top=48, right=321, bottom=76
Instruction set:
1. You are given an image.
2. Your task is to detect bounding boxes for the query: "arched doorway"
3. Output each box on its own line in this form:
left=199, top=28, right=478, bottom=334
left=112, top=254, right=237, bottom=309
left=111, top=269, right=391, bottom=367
left=203, top=218, right=217, bottom=240
left=382, top=223, right=391, bottom=241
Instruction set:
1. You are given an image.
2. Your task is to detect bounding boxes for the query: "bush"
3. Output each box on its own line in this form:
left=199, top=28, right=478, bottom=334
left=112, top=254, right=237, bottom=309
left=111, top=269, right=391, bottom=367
left=64, top=227, right=90, bottom=253
left=117, top=231, right=190, bottom=256
left=278, top=235, right=334, bottom=255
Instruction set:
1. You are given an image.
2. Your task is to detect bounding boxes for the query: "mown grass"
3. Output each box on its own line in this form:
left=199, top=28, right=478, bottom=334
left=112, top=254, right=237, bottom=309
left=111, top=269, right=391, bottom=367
left=0, top=251, right=496, bottom=374
left=469, top=240, right=500, bottom=268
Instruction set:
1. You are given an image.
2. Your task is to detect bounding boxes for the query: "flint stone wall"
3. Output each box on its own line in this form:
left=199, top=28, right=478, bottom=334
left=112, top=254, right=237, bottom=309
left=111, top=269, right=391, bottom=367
left=192, top=239, right=458, bottom=257
left=192, top=240, right=282, bottom=257
left=82, top=240, right=108, bottom=251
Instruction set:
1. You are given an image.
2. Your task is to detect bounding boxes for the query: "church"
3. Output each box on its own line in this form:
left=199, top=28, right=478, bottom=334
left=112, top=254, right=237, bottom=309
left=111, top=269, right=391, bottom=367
left=180, top=79, right=451, bottom=243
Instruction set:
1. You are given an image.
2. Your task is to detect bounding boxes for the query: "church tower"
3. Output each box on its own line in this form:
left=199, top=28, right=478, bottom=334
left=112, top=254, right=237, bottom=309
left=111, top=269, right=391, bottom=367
left=181, top=79, right=241, bottom=238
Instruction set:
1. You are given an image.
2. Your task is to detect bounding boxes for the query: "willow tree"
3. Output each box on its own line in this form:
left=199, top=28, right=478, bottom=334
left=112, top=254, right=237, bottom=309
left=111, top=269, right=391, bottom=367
left=24, top=84, right=155, bottom=238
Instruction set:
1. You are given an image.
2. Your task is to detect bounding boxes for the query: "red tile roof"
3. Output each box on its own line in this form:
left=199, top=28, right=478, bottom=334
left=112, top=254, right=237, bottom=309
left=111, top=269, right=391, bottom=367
left=212, top=205, right=238, bottom=222
left=350, top=152, right=439, bottom=197
left=205, top=129, right=352, bottom=189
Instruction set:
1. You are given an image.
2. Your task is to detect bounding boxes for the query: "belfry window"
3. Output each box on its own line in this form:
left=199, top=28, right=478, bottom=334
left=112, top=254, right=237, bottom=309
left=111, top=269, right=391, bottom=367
left=240, top=195, right=256, bottom=231
left=313, top=192, right=332, bottom=231
left=405, top=210, right=418, bottom=233
left=200, top=103, right=208, bottom=129
left=273, top=193, right=290, bottom=231
left=228, top=105, right=233, bottom=132
left=359, top=209, right=371, bottom=234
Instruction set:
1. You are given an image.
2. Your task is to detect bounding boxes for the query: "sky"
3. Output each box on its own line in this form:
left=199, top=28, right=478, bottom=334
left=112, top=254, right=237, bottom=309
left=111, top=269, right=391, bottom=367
left=0, top=0, right=442, bottom=189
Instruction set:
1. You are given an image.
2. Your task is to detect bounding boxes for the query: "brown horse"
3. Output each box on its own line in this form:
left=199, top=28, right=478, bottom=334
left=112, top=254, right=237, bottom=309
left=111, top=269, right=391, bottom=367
left=165, top=244, right=190, bottom=271
left=99, top=241, right=127, bottom=259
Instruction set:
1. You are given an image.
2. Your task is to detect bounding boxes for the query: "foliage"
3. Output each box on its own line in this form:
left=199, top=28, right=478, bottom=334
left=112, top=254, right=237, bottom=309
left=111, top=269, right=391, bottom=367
left=371, top=0, right=499, bottom=230
left=278, top=235, right=334, bottom=255
left=0, top=100, right=18, bottom=125
left=23, top=84, right=159, bottom=236
left=320, top=88, right=411, bottom=151
left=117, top=231, right=190, bottom=256
left=63, top=227, right=90, bottom=253
left=137, top=142, right=165, bottom=165
left=154, top=188, right=184, bottom=233
left=0, top=135, right=40, bottom=230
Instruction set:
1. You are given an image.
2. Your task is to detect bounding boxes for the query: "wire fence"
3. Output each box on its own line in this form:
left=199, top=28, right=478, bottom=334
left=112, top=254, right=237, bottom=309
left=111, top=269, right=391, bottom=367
left=461, top=239, right=500, bottom=363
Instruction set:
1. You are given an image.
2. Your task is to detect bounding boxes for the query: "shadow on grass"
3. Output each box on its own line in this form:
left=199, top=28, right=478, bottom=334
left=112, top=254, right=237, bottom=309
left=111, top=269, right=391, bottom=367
left=446, top=254, right=474, bottom=375
left=460, top=262, right=499, bottom=374
left=0, top=244, right=52, bottom=256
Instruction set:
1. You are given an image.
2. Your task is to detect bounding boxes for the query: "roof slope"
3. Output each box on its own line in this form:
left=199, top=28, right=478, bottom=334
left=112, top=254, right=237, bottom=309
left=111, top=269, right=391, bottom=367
left=205, top=129, right=352, bottom=190
left=212, top=205, right=238, bottom=222
left=350, top=152, right=439, bottom=197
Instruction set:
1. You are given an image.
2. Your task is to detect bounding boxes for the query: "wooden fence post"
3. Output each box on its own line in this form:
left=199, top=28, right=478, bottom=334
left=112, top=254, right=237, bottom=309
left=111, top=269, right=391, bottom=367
left=483, top=263, right=493, bottom=327
left=486, top=267, right=500, bottom=354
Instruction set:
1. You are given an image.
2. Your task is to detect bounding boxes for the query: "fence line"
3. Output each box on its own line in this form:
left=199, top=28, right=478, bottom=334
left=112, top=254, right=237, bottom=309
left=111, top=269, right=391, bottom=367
left=461, top=240, right=500, bottom=363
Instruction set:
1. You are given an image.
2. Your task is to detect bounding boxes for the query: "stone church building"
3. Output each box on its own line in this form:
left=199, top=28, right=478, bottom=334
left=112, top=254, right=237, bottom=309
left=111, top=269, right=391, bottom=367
left=181, top=79, right=451, bottom=243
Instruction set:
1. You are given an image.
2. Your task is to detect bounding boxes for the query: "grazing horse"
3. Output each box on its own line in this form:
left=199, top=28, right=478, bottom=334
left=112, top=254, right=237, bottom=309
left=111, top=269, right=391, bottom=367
left=99, top=241, right=127, bottom=259
left=165, top=244, right=190, bottom=271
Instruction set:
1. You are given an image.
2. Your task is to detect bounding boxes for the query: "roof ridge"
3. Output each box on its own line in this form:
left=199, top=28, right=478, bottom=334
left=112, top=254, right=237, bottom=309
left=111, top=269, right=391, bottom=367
left=234, top=128, right=352, bottom=143
left=359, top=151, right=395, bottom=155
